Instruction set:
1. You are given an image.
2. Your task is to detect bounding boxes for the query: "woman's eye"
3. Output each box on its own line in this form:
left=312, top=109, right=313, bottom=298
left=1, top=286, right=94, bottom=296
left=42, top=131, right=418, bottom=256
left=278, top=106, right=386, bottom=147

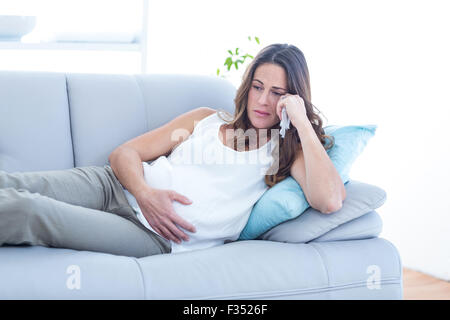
left=252, top=86, right=282, bottom=96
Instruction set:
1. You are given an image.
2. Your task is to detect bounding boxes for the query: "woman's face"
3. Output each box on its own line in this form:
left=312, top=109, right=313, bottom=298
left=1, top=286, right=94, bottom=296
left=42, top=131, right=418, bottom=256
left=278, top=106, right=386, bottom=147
left=247, top=63, right=288, bottom=130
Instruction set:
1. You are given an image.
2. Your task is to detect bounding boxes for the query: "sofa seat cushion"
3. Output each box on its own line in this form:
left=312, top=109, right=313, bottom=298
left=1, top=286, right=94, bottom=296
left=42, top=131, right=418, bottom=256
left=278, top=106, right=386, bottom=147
left=135, top=238, right=402, bottom=299
left=0, top=245, right=144, bottom=299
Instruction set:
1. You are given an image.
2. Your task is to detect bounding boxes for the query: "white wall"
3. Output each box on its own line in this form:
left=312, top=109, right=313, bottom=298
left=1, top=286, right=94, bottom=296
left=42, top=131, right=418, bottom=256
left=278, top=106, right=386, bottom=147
left=145, top=0, right=450, bottom=280
left=0, top=0, right=143, bottom=74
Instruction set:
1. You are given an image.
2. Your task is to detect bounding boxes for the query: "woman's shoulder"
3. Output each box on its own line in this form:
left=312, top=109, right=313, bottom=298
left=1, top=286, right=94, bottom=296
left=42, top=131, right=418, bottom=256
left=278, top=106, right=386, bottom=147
left=192, top=107, right=221, bottom=132
left=196, top=107, right=218, bottom=122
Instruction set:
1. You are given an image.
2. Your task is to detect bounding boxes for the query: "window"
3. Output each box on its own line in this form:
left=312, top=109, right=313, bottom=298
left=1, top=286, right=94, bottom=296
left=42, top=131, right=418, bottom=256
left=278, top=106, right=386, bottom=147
left=0, top=0, right=148, bottom=74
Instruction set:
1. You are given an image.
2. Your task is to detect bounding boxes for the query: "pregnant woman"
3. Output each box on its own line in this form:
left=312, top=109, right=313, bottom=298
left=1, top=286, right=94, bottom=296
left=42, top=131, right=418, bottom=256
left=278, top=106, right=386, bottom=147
left=0, top=43, right=345, bottom=258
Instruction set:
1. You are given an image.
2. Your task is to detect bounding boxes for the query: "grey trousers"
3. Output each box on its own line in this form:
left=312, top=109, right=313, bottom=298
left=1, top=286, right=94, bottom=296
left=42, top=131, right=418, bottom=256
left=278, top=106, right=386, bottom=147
left=0, top=165, right=171, bottom=258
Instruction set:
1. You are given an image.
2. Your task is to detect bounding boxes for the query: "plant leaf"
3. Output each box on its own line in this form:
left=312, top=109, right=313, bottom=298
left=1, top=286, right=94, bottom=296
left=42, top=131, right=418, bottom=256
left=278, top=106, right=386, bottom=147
left=224, top=57, right=232, bottom=67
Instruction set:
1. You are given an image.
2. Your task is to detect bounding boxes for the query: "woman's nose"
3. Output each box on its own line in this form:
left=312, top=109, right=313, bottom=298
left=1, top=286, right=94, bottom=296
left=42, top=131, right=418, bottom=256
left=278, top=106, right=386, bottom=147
left=258, top=90, right=271, bottom=105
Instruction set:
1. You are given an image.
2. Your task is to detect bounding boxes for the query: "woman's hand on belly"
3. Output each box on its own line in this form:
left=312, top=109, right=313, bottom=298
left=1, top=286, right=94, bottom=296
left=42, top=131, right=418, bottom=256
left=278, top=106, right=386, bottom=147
left=135, top=186, right=196, bottom=244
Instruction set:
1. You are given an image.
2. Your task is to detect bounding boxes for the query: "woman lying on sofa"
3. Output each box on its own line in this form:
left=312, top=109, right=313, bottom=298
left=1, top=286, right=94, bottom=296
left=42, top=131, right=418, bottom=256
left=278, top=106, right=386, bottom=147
left=0, top=43, right=345, bottom=257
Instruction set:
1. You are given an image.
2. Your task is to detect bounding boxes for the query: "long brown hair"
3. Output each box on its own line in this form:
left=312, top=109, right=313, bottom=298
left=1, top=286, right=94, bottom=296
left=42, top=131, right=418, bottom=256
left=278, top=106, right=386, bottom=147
left=217, top=43, right=334, bottom=188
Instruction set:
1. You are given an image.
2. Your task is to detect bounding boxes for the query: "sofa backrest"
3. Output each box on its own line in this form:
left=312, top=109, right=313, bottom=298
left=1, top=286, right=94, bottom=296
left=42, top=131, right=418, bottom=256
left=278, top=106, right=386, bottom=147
left=0, top=71, right=236, bottom=172
left=0, top=71, right=73, bottom=172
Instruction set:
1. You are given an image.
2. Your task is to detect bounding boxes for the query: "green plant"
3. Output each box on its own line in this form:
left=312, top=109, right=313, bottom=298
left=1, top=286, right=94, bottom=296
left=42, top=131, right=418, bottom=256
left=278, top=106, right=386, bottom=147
left=216, top=36, right=261, bottom=78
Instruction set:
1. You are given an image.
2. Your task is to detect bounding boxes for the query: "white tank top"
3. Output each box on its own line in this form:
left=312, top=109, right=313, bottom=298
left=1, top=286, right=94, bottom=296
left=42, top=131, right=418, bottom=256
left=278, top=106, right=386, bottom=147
left=123, top=111, right=278, bottom=253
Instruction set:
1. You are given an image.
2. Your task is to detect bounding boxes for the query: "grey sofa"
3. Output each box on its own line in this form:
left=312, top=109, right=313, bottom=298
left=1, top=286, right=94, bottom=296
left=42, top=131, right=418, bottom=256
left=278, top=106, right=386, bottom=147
left=0, top=70, right=403, bottom=299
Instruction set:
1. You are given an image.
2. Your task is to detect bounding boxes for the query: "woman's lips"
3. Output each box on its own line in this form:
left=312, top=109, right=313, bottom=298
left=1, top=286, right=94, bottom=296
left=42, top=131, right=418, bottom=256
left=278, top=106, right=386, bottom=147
left=254, top=110, right=270, bottom=117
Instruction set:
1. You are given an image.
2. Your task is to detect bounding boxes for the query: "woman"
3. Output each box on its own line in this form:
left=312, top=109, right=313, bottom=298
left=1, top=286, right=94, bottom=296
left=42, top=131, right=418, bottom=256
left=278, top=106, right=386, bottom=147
left=0, top=43, right=345, bottom=258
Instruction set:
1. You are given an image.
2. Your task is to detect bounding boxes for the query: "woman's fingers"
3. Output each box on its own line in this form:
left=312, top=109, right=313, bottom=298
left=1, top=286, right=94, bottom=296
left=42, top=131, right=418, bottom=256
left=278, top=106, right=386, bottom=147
left=155, top=223, right=181, bottom=244
left=162, top=217, right=190, bottom=243
left=276, top=95, right=288, bottom=120
left=170, top=213, right=196, bottom=234
left=170, top=191, right=193, bottom=205
left=139, top=189, right=196, bottom=244
left=169, top=191, right=196, bottom=233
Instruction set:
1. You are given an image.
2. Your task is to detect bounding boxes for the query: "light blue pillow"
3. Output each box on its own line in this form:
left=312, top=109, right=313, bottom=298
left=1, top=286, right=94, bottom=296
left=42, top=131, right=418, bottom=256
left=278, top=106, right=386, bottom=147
left=238, top=124, right=377, bottom=240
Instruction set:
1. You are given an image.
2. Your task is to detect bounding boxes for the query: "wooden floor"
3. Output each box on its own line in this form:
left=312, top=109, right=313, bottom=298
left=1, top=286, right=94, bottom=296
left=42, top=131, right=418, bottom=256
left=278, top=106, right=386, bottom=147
left=403, top=267, right=450, bottom=300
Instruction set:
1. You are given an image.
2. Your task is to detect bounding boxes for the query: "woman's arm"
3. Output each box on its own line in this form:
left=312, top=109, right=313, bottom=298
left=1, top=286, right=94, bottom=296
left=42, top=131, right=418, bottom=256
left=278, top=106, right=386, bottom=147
left=107, top=107, right=216, bottom=242
left=108, top=146, right=151, bottom=199
left=290, top=120, right=346, bottom=214
left=276, top=94, right=345, bottom=214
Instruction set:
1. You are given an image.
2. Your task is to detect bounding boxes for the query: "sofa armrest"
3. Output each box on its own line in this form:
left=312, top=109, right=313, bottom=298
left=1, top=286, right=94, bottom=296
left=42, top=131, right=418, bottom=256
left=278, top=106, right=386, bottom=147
left=257, top=180, right=387, bottom=243
left=310, top=210, right=383, bottom=242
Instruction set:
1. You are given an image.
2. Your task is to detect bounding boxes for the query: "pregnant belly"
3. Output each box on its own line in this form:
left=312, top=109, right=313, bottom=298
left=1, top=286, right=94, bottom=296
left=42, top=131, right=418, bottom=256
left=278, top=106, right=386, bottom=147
left=142, top=156, right=213, bottom=229
left=142, top=156, right=173, bottom=190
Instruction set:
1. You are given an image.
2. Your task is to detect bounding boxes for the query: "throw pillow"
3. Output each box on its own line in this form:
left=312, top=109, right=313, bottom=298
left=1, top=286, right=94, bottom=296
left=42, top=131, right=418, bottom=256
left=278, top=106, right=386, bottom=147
left=238, top=124, right=377, bottom=240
